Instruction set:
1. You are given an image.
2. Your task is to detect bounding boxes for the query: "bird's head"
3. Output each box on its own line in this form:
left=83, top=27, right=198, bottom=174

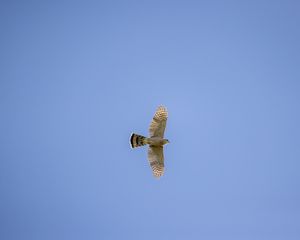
left=164, top=139, right=170, bottom=145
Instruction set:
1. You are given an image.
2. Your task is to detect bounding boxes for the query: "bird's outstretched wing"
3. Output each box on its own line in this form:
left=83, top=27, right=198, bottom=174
left=148, top=146, right=164, bottom=178
left=149, top=106, right=168, bottom=138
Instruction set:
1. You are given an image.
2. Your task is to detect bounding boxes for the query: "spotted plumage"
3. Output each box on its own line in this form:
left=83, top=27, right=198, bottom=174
left=130, top=106, right=169, bottom=178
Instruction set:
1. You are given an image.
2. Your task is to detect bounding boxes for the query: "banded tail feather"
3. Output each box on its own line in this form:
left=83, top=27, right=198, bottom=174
left=130, top=133, right=148, bottom=148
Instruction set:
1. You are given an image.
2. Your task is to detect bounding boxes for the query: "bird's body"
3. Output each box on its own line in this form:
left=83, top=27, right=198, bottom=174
left=130, top=106, right=169, bottom=178
left=147, top=137, right=169, bottom=146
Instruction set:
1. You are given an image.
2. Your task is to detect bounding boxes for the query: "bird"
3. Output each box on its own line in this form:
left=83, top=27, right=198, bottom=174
left=130, top=106, right=169, bottom=178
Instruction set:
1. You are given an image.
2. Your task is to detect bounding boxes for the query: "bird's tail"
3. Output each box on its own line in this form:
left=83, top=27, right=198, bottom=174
left=130, top=133, right=148, bottom=148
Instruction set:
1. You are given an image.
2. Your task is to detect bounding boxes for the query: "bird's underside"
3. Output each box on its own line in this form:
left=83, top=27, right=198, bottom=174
left=130, top=106, right=169, bottom=178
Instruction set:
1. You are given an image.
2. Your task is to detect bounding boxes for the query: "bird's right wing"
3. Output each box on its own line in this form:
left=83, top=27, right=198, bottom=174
left=148, top=146, right=164, bottom=178
left=149, top=106, right=168, bottom=137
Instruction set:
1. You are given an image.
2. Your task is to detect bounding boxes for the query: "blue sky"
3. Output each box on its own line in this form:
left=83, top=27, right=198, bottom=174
left=1, top=0, right=300, bottom=239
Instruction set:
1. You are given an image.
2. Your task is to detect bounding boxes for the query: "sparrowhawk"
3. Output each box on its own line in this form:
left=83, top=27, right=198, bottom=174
left=130, top=106, right=169, bottom=178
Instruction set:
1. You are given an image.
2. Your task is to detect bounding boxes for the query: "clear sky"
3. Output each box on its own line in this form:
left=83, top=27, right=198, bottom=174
left=1, top=0, right=300, bottom=239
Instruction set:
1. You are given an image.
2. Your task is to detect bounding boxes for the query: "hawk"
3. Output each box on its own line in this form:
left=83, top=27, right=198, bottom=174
left=130, top=106, right=169, bottom=178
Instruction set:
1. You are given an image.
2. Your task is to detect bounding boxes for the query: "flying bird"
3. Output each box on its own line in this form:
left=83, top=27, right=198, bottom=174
left=130, top=106, right=169, bottom=178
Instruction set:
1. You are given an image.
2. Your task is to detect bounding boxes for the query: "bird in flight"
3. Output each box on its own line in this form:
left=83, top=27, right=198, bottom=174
left=130, top=106, right=169, bottom=178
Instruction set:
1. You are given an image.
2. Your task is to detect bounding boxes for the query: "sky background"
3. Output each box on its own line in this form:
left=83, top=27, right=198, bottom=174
left=1, top=0, right=300, bottom=239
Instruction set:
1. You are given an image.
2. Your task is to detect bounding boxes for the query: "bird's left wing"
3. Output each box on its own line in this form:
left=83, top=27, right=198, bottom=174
left=148, top=146, right=164, bottom=178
